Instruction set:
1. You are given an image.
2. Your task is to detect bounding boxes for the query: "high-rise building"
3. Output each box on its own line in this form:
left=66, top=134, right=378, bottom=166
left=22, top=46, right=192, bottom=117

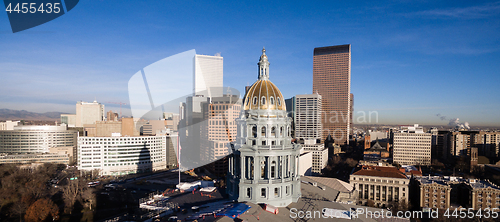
left=163, top=112, right=180, bottom=131
left=393, top=124, right=432, bottom=166
left=227, top=48, right=301, bottom=207
left=473, top=131, right=500, bottom=158
left=75, top=100, right=105, bottom=127
left=295, top=94, right=322, bottom=140
left=194, top=54, right=223, bottom=96
left=107, top=110, right=119, bottom=121
left=206, top=95, right=241, bottom=161
left=197, top=95, right=242, bottom=175
left=313, top=44, right=351, bottom=144
left=60, top=114, right=76, bottom=127
left=450, top=131, right=471, bottom=157
left=295, top=94, right=327, bottom=174
left=285, top=97, right=296, bottom=137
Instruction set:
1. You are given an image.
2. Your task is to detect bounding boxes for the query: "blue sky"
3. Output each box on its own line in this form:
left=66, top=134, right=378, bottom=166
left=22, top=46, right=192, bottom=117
left=1, top=0, right=499, bottom=126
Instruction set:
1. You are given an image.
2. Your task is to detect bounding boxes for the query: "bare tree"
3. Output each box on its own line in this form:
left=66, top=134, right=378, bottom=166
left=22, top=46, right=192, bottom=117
left=62, top=179, right=83, bottom=213
left=81, top=188, right=96, bottom=210
left=91, top=169, right=102, bottom=179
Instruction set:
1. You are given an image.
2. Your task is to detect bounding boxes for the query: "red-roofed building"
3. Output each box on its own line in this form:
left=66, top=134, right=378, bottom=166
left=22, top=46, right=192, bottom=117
left=350, top=166, right=410, bottom=207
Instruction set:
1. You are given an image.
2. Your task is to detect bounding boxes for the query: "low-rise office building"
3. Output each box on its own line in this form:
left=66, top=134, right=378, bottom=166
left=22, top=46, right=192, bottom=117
left=393, top=124, right=432, bottom=166
left=350, top=166, right=410, bottom=208
left=78, top=135, right=171, bottom=176
left=0, top=153, right=70, bottom=164
left=0, top=124, right=78, bottom=164
left=302, top=141, right=327, bottom=174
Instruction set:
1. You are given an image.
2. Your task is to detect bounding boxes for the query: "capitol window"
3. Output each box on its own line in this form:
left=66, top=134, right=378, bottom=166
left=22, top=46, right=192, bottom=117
left=253, top=97, right=258, bottom=105
left=271, top=161, right=276, bottom=178
left=270, top=97, right=274, bottom=105
left=261, top=97, right=266, bottom=105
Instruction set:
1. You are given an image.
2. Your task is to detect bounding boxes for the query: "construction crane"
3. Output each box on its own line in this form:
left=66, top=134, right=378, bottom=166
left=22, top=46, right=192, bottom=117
left=104, top=101, right=127, bottom=119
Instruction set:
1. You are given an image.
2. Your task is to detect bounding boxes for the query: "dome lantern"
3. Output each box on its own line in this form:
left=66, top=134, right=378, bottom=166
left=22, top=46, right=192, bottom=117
left=243, top=48, right=286, bottom=111
left=258, top=47, right=270, bottom=80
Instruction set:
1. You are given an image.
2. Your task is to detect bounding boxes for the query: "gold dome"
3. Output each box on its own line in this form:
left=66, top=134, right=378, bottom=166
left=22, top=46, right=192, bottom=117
left=243, top=79, right=286, bottom=110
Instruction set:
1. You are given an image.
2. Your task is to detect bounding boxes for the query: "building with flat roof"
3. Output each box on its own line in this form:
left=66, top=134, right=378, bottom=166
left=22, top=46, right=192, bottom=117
left=464, top=179, right=500, bottom=210
left=412, top=176, right=453, bottom=210
left=0, top=124, right=78, bottom=164
left=295, top=94, right=322, bottom=140
left=302, top=141, right=327, bottom=174
left=393, top=124, right=432, bottom=166
left=313, top=44, right=351, bottom=144
left=78, top=135, right=170, bottom=176
left=194, top=54, right=223, bottom=97
left=60, top=114, right=76, bottom=127
left=450, top=131, right=471, bottom=157
left=294, top=94, right=326, bottom=174
left=75, top=100, right=105, bottom=127
left=0, top=120, right=19, bottom=130
left=474, top=131, right=500, bottom=158
left=0, top=153, right=69, bottom=164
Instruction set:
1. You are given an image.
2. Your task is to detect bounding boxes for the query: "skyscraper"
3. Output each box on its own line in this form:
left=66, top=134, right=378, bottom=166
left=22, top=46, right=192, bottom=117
left=75, top=100, right=105, bottom=127
left=194, top=54, right=223, bottom=96
left=295, top=94, right=327, bottom=174
left=313, top=44, right=351, bottom=144
left=295, top=94, right=322, bottom=140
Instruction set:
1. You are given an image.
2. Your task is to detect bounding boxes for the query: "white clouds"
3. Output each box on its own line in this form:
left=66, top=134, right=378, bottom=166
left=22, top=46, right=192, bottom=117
left=415, top=2, right=500, bottom=19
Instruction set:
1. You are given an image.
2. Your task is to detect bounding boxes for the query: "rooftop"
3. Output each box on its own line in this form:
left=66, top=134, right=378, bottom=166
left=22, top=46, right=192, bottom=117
left=158, top=175, right=404, bottom=222
left=352, top=166, right=408, bottom=179
left=468, top=179, right=500, bottom=190
left=305, top=176, right=354, bottom=193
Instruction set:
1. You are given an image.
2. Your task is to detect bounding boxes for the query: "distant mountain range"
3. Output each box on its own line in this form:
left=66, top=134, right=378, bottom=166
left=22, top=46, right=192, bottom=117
left=0, top=109, right=64, bottom=121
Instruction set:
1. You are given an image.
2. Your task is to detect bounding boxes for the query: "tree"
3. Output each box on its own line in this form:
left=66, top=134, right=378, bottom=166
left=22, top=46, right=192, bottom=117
left=62, top=180, right=83, bottom=213
left=24, top=198, right=59, bottom=222
left=392, top=162, right=401, bottom=169
left=81, top=188, right=96, bottom=210
left=366, top=199, right=375, bottom=207
left=398, top=199, right=410, bottom=211
left=91, top=169, right=101, bottom=179
left=346, top=158, right=358, bottom=168
left=431, top=159, right=445, bottom=169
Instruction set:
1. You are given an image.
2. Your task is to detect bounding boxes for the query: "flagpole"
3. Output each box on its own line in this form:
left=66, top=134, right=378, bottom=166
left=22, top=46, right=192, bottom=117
left=178, top=135, right=181, bottom=185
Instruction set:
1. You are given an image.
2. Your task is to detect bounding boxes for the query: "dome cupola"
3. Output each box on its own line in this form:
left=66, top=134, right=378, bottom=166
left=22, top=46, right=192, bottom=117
left=243, top=48, right=286, bottom=111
